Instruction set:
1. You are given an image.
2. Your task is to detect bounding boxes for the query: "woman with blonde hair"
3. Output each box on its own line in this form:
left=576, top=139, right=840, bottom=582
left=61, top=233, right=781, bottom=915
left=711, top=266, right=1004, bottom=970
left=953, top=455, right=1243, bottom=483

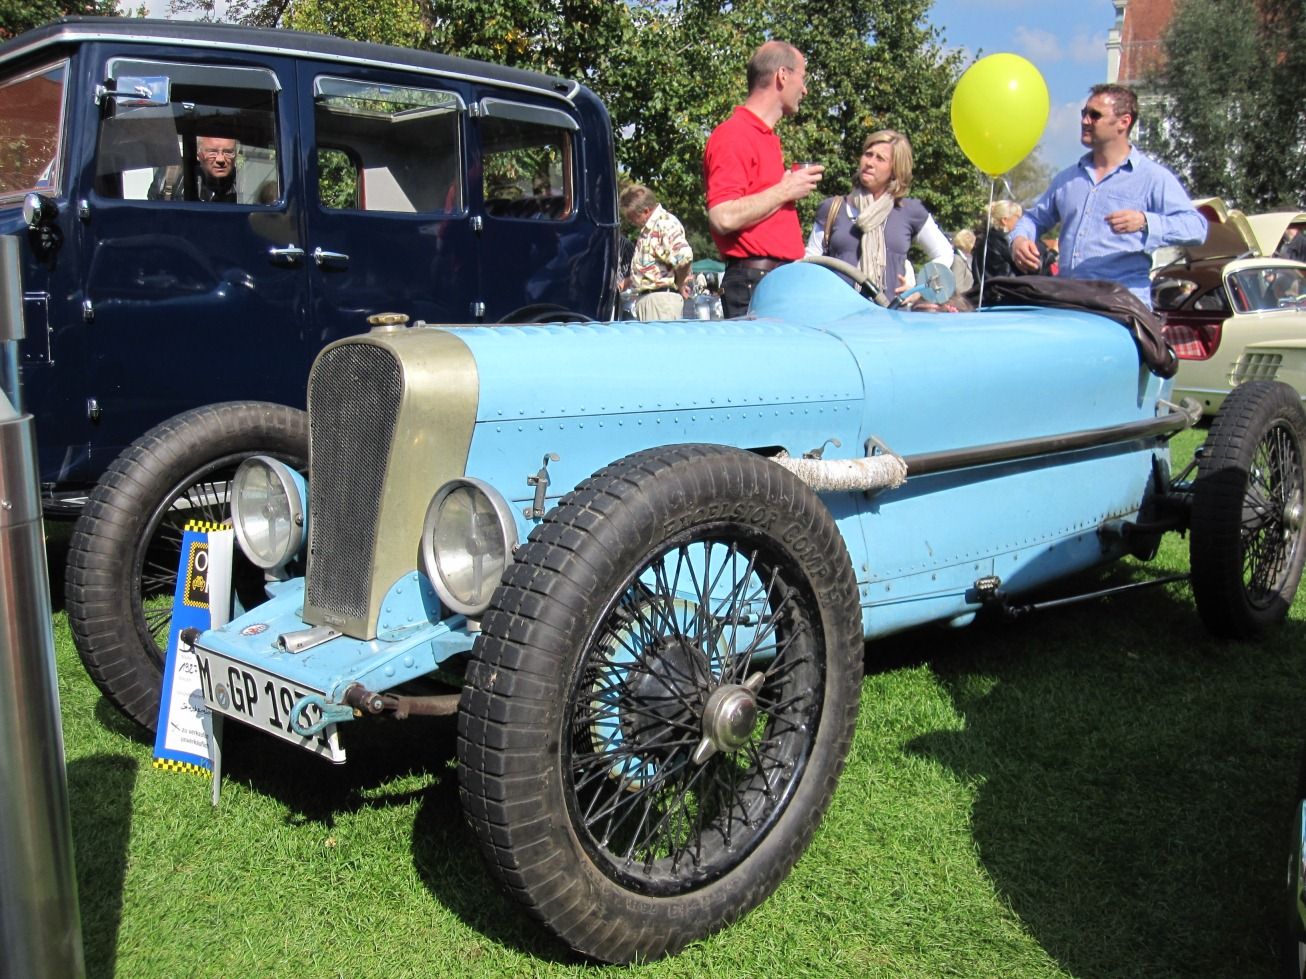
left=950, top=227, right=976, bottom=295
left=806, top=129, right=952, bottom=295
left=981, top=199, right=1023, bottom=279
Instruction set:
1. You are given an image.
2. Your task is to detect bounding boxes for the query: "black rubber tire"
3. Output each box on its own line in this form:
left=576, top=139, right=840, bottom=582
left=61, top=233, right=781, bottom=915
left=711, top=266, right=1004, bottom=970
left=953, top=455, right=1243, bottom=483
left=1190, top=381, right=1306, bottom=639
left=457, top=444, right=863, bottom=963
left=66, top=401, right=308, bottom=731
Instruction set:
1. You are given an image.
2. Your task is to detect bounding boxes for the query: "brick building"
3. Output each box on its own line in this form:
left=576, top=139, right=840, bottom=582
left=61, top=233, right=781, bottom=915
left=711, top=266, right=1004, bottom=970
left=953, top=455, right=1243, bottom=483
left=1106, top=0, right=1175, bottom=86
left=1104, top=0, right=1175, bottom=148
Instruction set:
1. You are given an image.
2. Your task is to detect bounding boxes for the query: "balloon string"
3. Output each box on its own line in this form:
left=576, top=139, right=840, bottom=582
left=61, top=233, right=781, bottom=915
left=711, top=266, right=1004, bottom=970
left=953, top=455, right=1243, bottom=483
left=977, top=176, right=996, bottom=311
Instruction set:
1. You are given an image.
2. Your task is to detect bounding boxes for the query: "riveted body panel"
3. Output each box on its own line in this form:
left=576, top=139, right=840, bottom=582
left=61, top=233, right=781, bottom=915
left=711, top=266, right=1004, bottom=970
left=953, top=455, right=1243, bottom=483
left=199, top=260, right=1180, bottom=682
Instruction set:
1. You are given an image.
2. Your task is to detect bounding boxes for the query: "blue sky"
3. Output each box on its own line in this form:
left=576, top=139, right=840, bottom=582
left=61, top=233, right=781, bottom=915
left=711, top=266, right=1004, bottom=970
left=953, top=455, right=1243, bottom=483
left=925, top=0, right=1114, bottom=172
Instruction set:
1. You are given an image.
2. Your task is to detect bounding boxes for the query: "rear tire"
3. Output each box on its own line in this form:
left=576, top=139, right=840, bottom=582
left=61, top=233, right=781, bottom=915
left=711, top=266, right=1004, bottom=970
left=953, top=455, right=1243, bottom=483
left=1190, top=381, right=1306, bottom=638
left=66, top=401, right=308, bottom=731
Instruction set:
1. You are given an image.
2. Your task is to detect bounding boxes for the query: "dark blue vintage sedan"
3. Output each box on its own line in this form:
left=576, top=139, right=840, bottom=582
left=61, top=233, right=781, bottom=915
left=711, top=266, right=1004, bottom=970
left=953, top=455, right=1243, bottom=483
left=0, top=18, right=620, bottom=718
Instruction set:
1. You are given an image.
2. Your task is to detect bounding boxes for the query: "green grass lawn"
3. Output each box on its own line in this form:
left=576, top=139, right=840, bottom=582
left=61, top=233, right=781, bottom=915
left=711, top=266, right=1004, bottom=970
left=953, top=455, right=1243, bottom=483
left=47, top=427, right=1306, bottom=978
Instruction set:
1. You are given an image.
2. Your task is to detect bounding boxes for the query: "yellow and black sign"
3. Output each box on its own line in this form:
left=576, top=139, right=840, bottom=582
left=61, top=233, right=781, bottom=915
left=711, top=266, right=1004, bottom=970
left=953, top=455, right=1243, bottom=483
left=181, top=520, right=227, bottom=610
left=151, top=757, right=212, bottom=777
left=182, top=540, right=210, bottom=609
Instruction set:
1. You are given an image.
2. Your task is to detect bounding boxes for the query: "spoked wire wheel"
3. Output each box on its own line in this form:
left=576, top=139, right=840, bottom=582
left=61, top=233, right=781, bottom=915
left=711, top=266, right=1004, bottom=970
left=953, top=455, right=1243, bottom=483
left=1191, top=381, right=1306, bottom=638
left=1237, top=424, right=1304, bottom=604
left=570, top=537, right=822, bottom=894
left=458, top=444, right=862, bottom=963
left=135, top=457, right=255, bottom=654
left=66, top=402, right=307, bottom=730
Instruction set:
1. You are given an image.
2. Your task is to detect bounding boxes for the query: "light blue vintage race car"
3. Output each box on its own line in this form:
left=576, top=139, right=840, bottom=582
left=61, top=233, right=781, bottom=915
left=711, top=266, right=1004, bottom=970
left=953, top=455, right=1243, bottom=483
left=72, top=261, right=1306, bottom=962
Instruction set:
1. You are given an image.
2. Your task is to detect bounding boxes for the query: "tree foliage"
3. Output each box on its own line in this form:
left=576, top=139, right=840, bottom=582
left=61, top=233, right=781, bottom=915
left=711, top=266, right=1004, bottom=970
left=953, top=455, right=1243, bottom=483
left=1149, top=0, right=1306, bottom=209
left=156, top=0, right=989, bottom=256
left=585, top=0, right=985, bottom=251
left=1001, top=148, right=1053, bottom=210
left=283, top=0, right=427, bottom=47
left=2, top=0, right=120, bottom=41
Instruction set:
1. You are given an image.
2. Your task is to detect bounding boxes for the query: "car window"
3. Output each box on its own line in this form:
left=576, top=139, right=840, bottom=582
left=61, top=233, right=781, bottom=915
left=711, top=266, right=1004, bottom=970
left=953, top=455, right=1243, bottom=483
left=480, top=105, right=574, bottom=221
left=313, top=76, right=463, bottom=214
left=94, top=59, right=281, bottom=205
left=1152, top=276, right=1198, bottom=311
left=1228, top=267, right=1305, bottom=313
left=0, top=60, right=67, bottom=201
left=1267, top=268, right=1304, bottom=307
left=1192, top=287, right=1231, bottom=314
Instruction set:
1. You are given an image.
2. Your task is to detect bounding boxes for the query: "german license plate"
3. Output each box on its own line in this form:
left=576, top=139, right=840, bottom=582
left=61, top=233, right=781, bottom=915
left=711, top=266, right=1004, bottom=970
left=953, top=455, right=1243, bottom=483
left=194, top=648, right=346, bottom=763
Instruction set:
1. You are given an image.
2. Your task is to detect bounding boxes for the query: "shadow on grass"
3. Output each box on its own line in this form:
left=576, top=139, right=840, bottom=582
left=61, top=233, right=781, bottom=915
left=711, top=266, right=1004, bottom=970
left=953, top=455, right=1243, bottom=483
left=202, top=712, right=454, bottom=821
left=67, top=754, right=138, bottom=979
left=92, top=699, right=154, bottom=748
left=43, top=517, right=74, bottom=615
left=194, top=711, right=576, bottom=962
left=896, top=571, right=1305, bottom=979
left=408, top=773, right=581, bottom=964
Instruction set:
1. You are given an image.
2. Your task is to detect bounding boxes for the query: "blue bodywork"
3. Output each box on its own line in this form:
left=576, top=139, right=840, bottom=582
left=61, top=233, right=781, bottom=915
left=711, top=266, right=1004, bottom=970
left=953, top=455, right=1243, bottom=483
left=196, top=261, right=1177, bottom=748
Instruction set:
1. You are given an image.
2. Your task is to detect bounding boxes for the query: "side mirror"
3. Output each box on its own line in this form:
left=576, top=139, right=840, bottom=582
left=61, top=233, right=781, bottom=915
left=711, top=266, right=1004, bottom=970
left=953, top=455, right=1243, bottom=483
left=96, top=75, right=171, bottom=107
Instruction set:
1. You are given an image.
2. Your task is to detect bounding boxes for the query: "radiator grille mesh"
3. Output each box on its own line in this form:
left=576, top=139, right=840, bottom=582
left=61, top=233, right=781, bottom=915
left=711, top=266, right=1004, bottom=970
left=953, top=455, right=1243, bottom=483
left=305, top=343, right=403, bottom=621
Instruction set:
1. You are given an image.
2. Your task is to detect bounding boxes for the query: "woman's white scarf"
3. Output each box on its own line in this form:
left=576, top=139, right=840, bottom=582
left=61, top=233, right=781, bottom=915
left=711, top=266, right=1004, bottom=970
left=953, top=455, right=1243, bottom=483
left=851, top=192, right=894, bottom=290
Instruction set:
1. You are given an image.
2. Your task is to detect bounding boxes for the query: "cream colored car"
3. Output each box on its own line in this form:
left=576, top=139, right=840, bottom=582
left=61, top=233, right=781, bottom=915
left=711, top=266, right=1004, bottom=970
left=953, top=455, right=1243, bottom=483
left=1155, top=201, right=1306, bottom=416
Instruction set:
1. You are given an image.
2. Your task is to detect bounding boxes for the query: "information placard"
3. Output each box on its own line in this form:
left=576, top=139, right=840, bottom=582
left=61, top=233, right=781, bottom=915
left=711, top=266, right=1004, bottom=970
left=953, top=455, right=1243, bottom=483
left=152, top=522, right=232, bottom=775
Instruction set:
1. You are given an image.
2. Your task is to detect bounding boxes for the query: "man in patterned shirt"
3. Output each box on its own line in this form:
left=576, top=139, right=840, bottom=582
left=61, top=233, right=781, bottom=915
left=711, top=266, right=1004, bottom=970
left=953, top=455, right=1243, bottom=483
left=620, top=184, right=694, bottom=321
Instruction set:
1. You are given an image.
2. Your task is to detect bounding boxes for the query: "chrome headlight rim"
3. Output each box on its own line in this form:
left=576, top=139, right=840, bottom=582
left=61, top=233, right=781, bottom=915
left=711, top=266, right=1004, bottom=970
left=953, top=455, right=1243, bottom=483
left=231, top=455, right=307, bottom=571
left=420, top=476, right=518, bottom=617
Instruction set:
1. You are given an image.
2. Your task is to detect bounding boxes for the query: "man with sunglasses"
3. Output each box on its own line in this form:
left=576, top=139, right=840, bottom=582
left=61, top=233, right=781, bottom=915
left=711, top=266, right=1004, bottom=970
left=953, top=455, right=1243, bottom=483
left=1011, top=84, right=1204, bottom=307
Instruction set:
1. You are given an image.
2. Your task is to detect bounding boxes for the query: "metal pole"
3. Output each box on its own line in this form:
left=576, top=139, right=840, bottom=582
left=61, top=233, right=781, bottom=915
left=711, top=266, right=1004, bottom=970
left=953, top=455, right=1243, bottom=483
left=0, top=234, right=86, bottom=979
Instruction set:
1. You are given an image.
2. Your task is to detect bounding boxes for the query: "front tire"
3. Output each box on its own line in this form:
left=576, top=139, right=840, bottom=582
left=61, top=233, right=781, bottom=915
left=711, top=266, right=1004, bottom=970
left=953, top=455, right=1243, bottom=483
left=65, top=401, right=308, bottom=731
left=457, top=444, right=863, bottom=963
left=1190, top=381, right=1306, bottom=638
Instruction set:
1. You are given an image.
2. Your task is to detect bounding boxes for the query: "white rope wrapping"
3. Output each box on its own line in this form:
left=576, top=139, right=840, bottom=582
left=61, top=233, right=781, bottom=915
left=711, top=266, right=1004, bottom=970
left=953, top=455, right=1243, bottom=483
left=770, top=452, right=908, bottom=492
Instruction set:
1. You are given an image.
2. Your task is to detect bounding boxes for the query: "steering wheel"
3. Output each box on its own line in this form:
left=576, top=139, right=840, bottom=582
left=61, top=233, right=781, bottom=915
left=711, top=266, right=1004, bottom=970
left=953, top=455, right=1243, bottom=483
left=497, top=303, right=596, bottom=324
left=801, top=254, right=887, bottom=305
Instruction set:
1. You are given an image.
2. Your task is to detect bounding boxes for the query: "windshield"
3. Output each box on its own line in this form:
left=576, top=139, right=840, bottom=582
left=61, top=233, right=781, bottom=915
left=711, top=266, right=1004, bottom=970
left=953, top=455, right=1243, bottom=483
left=1228, top=266, right=1305, bottom=313
left=0, top=60, right=68, bottom=202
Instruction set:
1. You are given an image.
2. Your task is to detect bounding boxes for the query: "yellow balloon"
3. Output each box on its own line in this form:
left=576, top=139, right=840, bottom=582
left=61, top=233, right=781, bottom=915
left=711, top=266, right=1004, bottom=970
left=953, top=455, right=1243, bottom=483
left=950, top=53, right=1050, bottom=177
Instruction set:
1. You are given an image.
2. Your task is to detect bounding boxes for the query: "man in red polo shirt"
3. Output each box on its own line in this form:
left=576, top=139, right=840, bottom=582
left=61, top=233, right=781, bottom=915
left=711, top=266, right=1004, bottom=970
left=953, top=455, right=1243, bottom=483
left=704, top=40, right=825, bottom=317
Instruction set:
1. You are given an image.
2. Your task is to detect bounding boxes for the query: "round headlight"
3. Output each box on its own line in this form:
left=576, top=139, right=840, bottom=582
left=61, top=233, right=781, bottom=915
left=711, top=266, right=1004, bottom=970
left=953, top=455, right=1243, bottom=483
left=231, top=456, right=306, bottom=571
left=421, top=478, right=517, bottom=617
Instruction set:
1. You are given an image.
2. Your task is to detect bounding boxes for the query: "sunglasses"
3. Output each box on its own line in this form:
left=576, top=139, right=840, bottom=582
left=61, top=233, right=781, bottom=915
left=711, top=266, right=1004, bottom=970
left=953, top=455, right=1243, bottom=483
left=1081, top=107, right=1109, bottom=122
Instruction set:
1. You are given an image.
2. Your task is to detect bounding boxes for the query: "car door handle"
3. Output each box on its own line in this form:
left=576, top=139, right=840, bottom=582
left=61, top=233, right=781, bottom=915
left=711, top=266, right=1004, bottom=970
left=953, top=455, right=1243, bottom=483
left=268, top=244, right=305, bottom=265
left=312, top=247, right=349, bottom=268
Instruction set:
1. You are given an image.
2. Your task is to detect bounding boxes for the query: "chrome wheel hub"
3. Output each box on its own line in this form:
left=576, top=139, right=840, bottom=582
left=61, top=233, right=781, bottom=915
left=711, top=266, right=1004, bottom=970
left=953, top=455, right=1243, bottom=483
left=692, top=671, right=765, bottom=765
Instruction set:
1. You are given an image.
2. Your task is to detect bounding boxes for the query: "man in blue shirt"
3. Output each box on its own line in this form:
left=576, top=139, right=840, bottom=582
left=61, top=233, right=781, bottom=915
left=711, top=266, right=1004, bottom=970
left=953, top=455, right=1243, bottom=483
left=1011, top=84, right=1206, bottom=307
